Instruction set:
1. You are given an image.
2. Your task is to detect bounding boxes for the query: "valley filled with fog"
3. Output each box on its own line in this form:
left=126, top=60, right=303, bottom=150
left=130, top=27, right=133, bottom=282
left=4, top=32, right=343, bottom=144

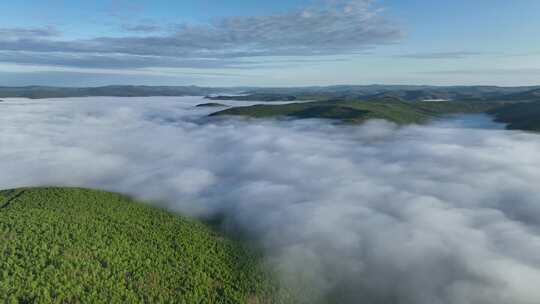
left=2, top=96, right=540, bottom=303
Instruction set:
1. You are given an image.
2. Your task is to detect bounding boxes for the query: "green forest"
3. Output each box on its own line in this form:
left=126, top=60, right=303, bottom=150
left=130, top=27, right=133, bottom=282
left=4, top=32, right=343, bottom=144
left=0, top=188, right=285, bottom=304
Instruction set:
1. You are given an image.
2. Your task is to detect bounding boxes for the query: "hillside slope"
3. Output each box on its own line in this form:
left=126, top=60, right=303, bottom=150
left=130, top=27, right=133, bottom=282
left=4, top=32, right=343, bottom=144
left=210, top=100, right=501, bottom=125
left=0, top=187, right=280, bottom=303
left=488, top=101, right=540, bottom=131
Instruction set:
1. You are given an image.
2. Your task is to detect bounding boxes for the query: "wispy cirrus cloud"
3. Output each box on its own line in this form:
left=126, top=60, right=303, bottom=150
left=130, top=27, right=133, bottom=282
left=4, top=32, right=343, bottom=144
left=0, top=0, right=402, bottom=70
left=0, top=51, right=248, bottom=69
left=395, top=51, right=483, bottom=60
left=0, top=26, right=60, bottom=39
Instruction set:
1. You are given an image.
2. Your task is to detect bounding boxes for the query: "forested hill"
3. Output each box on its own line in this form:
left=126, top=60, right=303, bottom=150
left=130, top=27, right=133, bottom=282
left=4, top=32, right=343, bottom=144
left=210, top=100, right=503, bottom=124
left=0, top=187, right=284, bottom=303
left=210, top=99, right=540, bottom=132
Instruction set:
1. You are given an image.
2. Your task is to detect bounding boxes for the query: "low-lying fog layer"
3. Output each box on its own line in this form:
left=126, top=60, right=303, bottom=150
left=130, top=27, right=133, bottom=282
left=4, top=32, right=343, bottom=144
left=2, top=97, right=540, bottom=303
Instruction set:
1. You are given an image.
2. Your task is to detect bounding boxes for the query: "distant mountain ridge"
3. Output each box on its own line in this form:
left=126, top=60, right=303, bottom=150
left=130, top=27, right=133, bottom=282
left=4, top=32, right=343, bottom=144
left=496, top=88, right=540, bottom=101
left=1, top=84, right=540, bottom=100
left=225, top=85, right=540, bottom=102
left=0, top=85, right=241, bottom=99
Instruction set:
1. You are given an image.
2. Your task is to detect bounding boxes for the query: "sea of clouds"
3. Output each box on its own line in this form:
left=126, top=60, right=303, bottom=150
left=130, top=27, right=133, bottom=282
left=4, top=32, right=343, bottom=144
left=2, top=96, right=540, bottom=303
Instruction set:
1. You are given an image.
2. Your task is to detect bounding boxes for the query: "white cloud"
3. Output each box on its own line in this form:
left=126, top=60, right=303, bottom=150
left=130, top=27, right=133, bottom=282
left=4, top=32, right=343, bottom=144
left=0, top=1, right=401, bottom=70
left=2, top=96, right=540, bottom=303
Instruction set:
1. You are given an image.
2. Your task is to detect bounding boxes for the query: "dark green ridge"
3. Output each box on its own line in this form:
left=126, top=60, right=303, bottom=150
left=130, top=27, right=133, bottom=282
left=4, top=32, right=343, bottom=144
left=196, top=103, right=228, bottom=107
left=207, top=94, right=299, bottom=102
left=210, top=100, right=503, bottom=125
left=488, top=101, right=540, bottom=131
left=0, top=187, right=288, bottom=303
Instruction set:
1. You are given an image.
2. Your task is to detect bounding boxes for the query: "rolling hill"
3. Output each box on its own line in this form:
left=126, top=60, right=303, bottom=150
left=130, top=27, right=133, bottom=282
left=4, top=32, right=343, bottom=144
left=495, top=88, right=540, bottom=102
left=2, top=85, right=540, bottom=101
left=488, top=101, right=540, bottom=131
left=210, top=100, right=502, bottom=125
left=209, top=85, right=540, bottom=102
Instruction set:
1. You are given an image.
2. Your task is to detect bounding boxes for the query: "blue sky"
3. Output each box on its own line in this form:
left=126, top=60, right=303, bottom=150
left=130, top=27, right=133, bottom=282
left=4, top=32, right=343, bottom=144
left=1, top=0, right=539, bottom=87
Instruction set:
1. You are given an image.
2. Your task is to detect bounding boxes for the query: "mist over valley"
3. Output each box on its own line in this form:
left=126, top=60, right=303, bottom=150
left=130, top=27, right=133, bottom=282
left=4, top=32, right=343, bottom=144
left=2, top=96, right=540, bottom=303
left=2, top=0, right=540, bottom=302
